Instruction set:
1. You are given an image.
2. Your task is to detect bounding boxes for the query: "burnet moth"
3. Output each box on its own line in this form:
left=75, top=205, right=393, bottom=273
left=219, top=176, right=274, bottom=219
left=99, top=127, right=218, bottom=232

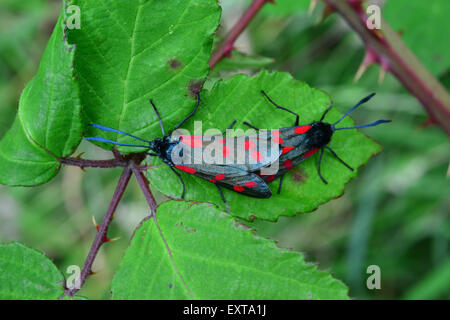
left=243, top=91, right=391, bottom=194
left=85, top=93, right=282, bottom=202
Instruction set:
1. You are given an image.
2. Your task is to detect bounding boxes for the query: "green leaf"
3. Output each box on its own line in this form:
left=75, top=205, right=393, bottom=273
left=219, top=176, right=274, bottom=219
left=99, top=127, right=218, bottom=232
left=149, top=70, right=382, bottom=220
left=383, top=0, right=450, bottom=76
left=68, top=0, right=221, bottom=150
left=0, top=242, right=64, bottom=299
left=213, top=51, right=274, bottom=72
left=111, top=201, right=348, bottom=299
left=0, top=3, right=82, bottom=186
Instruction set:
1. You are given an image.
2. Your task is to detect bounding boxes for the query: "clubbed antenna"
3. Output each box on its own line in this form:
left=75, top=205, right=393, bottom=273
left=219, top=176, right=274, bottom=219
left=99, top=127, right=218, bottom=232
left=333, top=93, right=376, bottom=126
left=88, top=124, right=151, bottom=143
left=85, top=136, right=149, bottom=148
left=86, top=124, right=151, bottom=148
left=334, top=119, right=391, bottom=131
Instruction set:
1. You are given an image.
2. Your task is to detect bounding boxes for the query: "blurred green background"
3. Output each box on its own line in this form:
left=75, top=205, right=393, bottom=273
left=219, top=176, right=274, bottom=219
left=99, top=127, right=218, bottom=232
left=0, top=0, right=448, bottom=299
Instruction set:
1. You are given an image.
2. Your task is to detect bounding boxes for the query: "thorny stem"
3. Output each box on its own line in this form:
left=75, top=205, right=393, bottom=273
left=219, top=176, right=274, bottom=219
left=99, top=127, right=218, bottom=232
left=59, top=152, right=148, bottom=170
left=323, top=0, right=450, bottom=134
left=59, top=157, right=127, bottom=168
left=59, top=153, right=155, bottom=298
left=131, top=165, right=158, bottom=217
left=209, top=0, right=274, bottom=69
left=60, top=165, right=132, bottom=299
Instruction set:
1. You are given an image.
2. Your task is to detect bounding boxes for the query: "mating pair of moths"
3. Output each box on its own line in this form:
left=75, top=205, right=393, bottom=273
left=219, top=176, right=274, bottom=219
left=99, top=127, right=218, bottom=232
left=86, top=91, right=390, bottom=202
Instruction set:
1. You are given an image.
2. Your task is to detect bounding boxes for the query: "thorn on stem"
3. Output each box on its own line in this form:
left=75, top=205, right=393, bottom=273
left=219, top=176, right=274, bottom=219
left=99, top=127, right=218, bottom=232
left=317, top=4, right=335, bottom=25
left=92, top=216, right=99, bottom=231
left=104, top=236, right=120, bottom=243
left=354, top=48, right=378, bottom=82
left=75, top=152, right=85, bottom=159
left=354, top=46, right=391, bottom=83
left=308, top=0, right=319, bottom=15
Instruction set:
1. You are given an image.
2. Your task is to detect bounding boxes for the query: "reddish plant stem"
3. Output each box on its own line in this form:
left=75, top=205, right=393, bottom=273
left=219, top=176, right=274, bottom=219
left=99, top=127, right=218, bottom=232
left=324, top=0, right=450, bottom=134
left=131, top=165, right=158, bottom=216
left=209, top=0, right=273, bottom=69
left=60, top=165, right=132, bottom=298
left=59, top=152, right=148, bottom=169
left=59, top=157, right=127, bottom=168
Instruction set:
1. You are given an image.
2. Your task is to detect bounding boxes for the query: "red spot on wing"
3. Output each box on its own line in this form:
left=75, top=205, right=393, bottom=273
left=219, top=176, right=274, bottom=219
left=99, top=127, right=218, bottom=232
left=215, top=173, right=225, bottom=180
left=175, top=165, right=196, bottom=174
left=282, top=146, right=295, bottom=155
left=180, top=135, right=203, bottom=148
left=272, top=130, right=280, bottom=136
left=245, top=181, right=258, bottom=188
left=209, top=179, right=216, bottom=183
left=273, top=135, right=283, bottom=144
left=294, top=125, right=311, bottom=134
left=222, top=146, right=230, bottom=157
left=244, top=140, right=255, bottom=150
left=218, top=139, right=226, bottom=144
left=304, top=148, right=319, bottom=158
left=234, top=185, right=244, bottom=192
left=265, top=175, right=276, bottom=182
left=283, top=159, right=293, bottom=170
left=251, top=151, right=264, bottom=162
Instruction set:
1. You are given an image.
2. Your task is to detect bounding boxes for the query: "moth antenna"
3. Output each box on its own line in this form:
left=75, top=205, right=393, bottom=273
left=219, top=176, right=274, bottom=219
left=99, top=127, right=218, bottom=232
left=149, top=99, right=165, bottom=136
left=334, top=119, right=391, bottom=131
left=333, top=93, right=376, bottom=126
left=89, top=124, right=151, bottom=143
left=85, top=137, right=149, bottom=148
left=320, top=102, right=334, bottom=122
left=173, top=92, right=201, bottom=132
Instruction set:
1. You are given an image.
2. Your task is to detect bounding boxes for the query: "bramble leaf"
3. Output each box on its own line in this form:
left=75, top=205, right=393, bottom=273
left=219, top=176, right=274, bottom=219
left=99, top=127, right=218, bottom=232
left=0, top=4, right=82, bottom=186
left=0, top=242, right=64, bottom=299
left=111, top=201, right=349, bottom=299
left=68, top=0, right=221, bottom=150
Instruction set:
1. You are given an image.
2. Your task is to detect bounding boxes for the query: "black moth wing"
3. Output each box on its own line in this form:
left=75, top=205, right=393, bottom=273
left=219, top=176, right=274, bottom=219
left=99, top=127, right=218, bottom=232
left=167, top=133, right=279, bottom=198
left=174, top=132, right=282, bottom=173
left=277, top=125, right=312, bottom=159
left=259, top=125, right=319, bottom=182
left=183, top=162, right=272, bottom=198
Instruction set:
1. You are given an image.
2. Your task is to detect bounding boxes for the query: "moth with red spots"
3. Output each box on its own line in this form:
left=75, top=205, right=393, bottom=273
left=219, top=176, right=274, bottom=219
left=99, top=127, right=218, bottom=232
left=85, top=93, right=281, bottom=202
left=244, top=91, right=391, bottom=194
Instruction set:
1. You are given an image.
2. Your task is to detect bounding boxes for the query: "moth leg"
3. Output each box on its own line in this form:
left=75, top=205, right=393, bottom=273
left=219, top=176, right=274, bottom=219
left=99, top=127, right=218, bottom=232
left=222, top=120, right=237, bottom=136
left=277, top=174, right=285, bottom=194
left=320, top=102, right=334, bottom=122
left=168, top=164, right=186, bottom=199
left=243, top=121, right=260, bottom=131
left=215, top=184, right=227, bottom=204
left=173, top=92, right=201, bottom=131
left=317, top=148, right=328, bottom=184
left=325, top=146, right=354, bottom=171
left=261, top=90, right=300, bottom=126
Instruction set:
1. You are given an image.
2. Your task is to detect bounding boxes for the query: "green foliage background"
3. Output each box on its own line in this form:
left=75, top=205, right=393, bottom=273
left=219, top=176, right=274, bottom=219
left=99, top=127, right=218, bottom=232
left=0, top=0, right=448, bottom=299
